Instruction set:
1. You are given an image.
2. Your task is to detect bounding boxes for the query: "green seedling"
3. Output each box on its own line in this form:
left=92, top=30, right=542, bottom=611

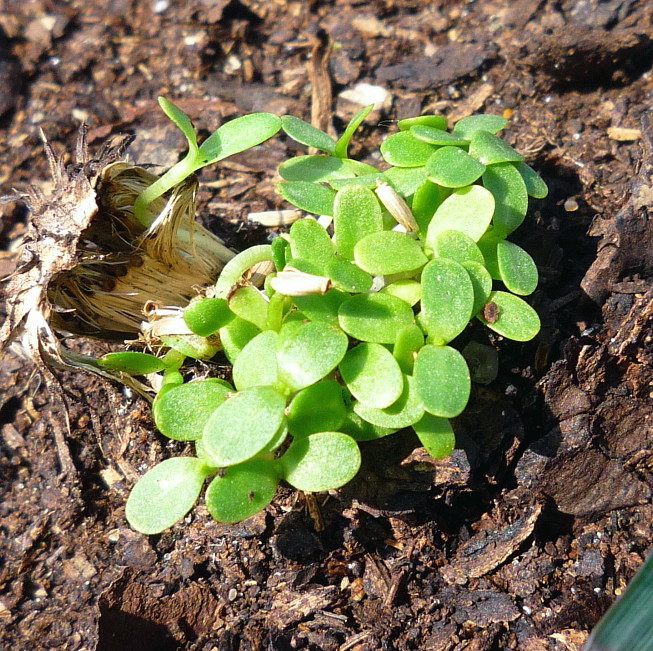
left=121, top=101, right=547, bottom=534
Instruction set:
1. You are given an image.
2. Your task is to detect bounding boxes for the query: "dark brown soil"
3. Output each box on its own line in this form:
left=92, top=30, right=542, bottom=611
left=1, top=1, right=652, bottom=649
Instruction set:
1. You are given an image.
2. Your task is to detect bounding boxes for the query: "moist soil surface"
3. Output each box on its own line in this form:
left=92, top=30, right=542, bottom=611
left=1, top=1, right=653, bottom=649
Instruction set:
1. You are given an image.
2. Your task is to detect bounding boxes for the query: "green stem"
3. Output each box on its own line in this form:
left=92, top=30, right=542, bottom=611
left=214, top=245, right=274, bottom=298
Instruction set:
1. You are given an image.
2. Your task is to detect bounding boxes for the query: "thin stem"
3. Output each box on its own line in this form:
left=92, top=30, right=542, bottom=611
left=214, top=245, right=274, bottom=298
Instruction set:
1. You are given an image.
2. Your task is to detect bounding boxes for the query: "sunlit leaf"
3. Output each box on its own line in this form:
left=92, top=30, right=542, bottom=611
left=514, top=161, right=548, bottom=199
left=380, top=131, right=438, bottom=167
left=413, top=413, right=455, bottom=459
left=338, top=292, right=415, bottom=344
left=430, top=230, right=485, bottom=265
left=420, top=258, right=474, bottom=345
left=398, top=115, right=448, bottom=131
left=340, top=411, right=397, bottom=441
left=411, top=180, right=451, bottom=235
left=206, top=459, right=280, bottom=523
left=477, top=291, right=540, bottom=341
left=289, top=218, right=335, bottom=275
left=462, top=260, right=493, bottom=316
left=354, top=374, right=424, bottom=428
left=382, top=166, right=428, bottom=196
left=281, top=116, right=336, bottom=154
left=353, top=231, right=427, bottom=275
left=228, top=286, right=269, bottom=331
left=410, top=125, right=469, bottom=146
left=293, top=288, right=348, bottom=326
left=496, top=240, right=538, bottom=295
left=281, top=432, right=361, bottom=491
left=453, top=114, right=507, bottom=139
left=326, top=258, right=373, bottom=293
left=125, top=457, right=211, bottom=534
left=482, top=162, right=529, bottom=236
left=340, top=343, right=403, bottom=408
left=287, top=380, right=347, bottom=436
left=425, top=146, right=486, bottom=188
left=153, top=378, right=233, bottom=441
left=469, top=130, right=524, bottom=165
left=413, top=345, right=471, bottom=418
left=277, top=181, right=336, bottom=216
left=158, top=97, right=199, bottom=155
left=426, top=185, right=495, bottom=244
left=99, top=351, right=167, bottom=375
left=183, top=298, right=233, bottom=337
left=393, top=323, right=424, bottom=374
left=219, top=316, right=261, bottom=364
left=333, top=184, right=384, bottom=259
left=279, top=155, right=376, bottom=182
left=232, top=330, right=279, bottom=390
left=334, top=104, right=374, bottom=159
left=382, top=279, right=422, bottom=306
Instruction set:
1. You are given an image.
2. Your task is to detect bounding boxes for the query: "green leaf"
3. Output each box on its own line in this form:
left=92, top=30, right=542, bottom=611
left=281, top=432, right=361, bottom=491
left=380, top=131, right=438, bottom=167
left=477, top=291, right=540, bottom=341
left=293, top=288, right=348, bottom=326
left=158, top=97, right=199, bottom=155
left=329, top=173, right=384, bottom=189
left=354, top=374, right=424, bottom=428
left=205, top=459, right=280, bottom=523
left=410, top=125, right=469, bottom=146
left=199, top=113, right=282, bottom=164
left=287, top=380, right=347, bottom=437
left=353, top=231, right=427, bottom=275
left=219, top=316, right=261, bottom=364
left=476, top=235, right=501, bottom=279
left=203, top=386, right=287, bottom=467
left=453, top=114, right=507, bottom=139
left=469, top=130, right=524, bottom=165
left=281, top=116, right=336, bottom=154
left=426, top=185, right=495, bottom=244
left=462, top=341, right=499, bottom=384
left=393, top=323, right=424, bottom=374
left=98, top=351, right=167, bottom=375
left=228, top=286, right=269, bottom=331
left=271, top=236, right=289, bottom=272
left=279, top=156, right=376, bottom=182
left=289, top=218, right=335, bottom=275
left=413, top=413, right=455, bottom=460
left=425, top=146, right=486, bottom=188
left=333, top=184, right=384, bottom=259
left=183, top=298, right=233, bottom=337
left=382, top=279, right=422, bottom=306
left=430, top=230, right=485, bottom=265
left=160, top=334, right=221, bottom=361
left=514, top=161, right=548, bottom=199
left=334, top=104, right=374, bottom=158
left=326, top=258, right=373, bottom=293
left=462, top=260, right=493, bottom=316
left=496, top=240, right=538, bottom=295
left=153, top=378, right=233, bottom=441
left=420, top=258, right=474, bottom=345
left=482, top=162, right=529, bottom=236
left=340, top=411, right=397, bottom=441
left=125, top=457, right=211, bottom=535
left=277, top=181, right=336, bottom=216
left=338, top=292, right=415, bottom=344
left=398, top=115, right=448, bottom=131
left=411, top=180, right=451, bottom=234
left=382, top=166, right=428, bottom=196
left=413, top=345, right=471, bottom=418
left=276, top=321, right=348, bottom=393
left=232, top=330, right=279, bottom=390
left=340, top=343, right=404, bottom=408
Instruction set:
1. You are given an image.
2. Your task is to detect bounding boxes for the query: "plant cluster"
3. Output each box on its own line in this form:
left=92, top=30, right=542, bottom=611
left=100, top=99, right=547, bottom=534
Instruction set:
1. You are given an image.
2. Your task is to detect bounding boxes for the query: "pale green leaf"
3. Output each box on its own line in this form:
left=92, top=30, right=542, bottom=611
left=496, top=240, right=538, bottom=295
left=477, top=291, right=540, bottom=341
left=380, top=131, right=438, bottom=167
left=353, top=231, right=427, bottom=275
left=453, top=114, right=507, bottom=139
left=425, top=146, right=486, bottom=188
left=232, top=330, right=279, bottom=391
left=413, top=413, right=455, bottom=459
left=277, top=181, right=336, bottom=216
left=353, top=374, right=424, bottom=428
left=333, top=184, right=384, bottom=259
left=469, top=130, right=524, bottom=165
left=482, top=162, right=529, bottom=236
left=398, top=115, right=448, bottom=131
left=281, top=116, right=336, bottom=154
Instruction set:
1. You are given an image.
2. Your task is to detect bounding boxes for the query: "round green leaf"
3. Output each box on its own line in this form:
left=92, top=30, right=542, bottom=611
left=281, top=116, right=336, bottom=154
left=413, top=344, right=471, bottom=418
left=340, top=411, right=397, bottom=441
left=482, top=162, right=529, bottom=236
left=425, top=146, right=486, bottom=188
left=281, top=432, right=361, bottom=492
left=125, top=457, right=211, bottom=535
left=98, top=351, right=167, bottom=375
left=430, top=230, right=485, bottom=265
left=326, top=258, right=373, bottom=293
left=426, top=185, right=495, bottom=244
left=206, top=459, right=280, bottom=523
left=277, top=321, right=348, bottom=393
left=203, top=386, right=286, bottom=467
left=413, top=413, right=455, bottom=460
left=340, top=343, right=403, bottom=408
left=496, top=240, right=538, bottom=295
left=333, top=185, right=383, bottom=259
left=398, top=115, right=448, bottom=131
left=393, top=323, right=424, bottom=374
left=289, top=218, right=335, bottom=275
left=469, top=130, right=524, bottom=165
left=410, top=125, right=469, bottom=146
left=232, top=330, right=279, bottom=391
left=477, top=291, right=541, bottom=341
left=287, top=380, right=347, bottom=437
left=228, top=286, right=269, bottom=331
left=411, top=180, right=451, bottom=234
left=293, top=288, right=348, bottom=326
left=380, top=131, right=438, bottom=167
left=353, top=231, right=427, bottom=275
left=183, top=298, right=233, bottom=337
left=514, top=161, right=548, bottom=199
left=219, top=316, right=260, bottom=364
left=279, top=156, right=376, bottom=182
left=382, top=166, right=428, bottom=196
left=277, top=181, right=336, bottom=216
left=382, top=279, right=422, bottom=306
left=420, top=258, right=474, bottom=345
left=462, top=260, right=493, bottom=316
left=353, top=374, right=424, bottom=428
left=453, top=114, right=507, bottom=139
left=338, top=292, right=415, bottom=344
left=153, top=378, right=233, bottom=441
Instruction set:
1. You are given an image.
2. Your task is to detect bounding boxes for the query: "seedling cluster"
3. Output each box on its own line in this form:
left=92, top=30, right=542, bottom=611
left=101, top=98, right=546, bottom=534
